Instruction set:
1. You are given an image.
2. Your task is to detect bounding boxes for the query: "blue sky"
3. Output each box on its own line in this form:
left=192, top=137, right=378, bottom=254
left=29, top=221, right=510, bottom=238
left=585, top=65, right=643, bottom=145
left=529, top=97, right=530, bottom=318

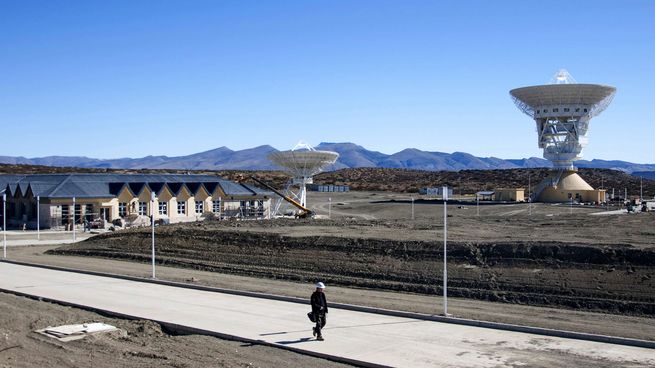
left=1, top=1, right=653, bottom=162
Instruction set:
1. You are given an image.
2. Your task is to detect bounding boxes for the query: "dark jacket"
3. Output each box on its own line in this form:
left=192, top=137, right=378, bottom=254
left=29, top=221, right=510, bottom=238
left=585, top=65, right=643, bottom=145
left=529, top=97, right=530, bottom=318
left=311, top=291, right=328, bottom=315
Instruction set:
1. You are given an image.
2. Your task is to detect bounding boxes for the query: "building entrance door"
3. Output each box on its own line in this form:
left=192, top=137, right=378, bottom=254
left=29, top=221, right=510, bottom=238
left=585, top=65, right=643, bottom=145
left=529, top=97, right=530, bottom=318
left=101, top=208, right=110, bottom=222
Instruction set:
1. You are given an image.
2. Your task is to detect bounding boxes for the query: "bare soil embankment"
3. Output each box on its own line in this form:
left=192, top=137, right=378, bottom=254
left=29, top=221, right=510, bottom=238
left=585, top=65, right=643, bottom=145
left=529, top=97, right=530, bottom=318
left=0, top=292, right=350, bottom=368
left=49, top=219, right=655, bottom=316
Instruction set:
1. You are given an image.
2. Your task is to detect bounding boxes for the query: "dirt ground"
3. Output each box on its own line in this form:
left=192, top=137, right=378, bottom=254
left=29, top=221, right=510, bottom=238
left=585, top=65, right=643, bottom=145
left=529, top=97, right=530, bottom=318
left=0, top=291, right=351, bottom=368
left=48, top=192, right=655, bottom=316
left=3, top=191, right=654, bottom=366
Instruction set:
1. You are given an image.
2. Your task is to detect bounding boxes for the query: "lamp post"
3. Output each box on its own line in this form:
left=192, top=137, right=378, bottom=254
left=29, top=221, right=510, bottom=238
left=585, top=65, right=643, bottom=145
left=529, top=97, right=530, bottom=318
left=476, top=193, right=479, bottom=217
left=411, top=196, right=415, bottom=220
left=72, top=197, right=76, bottom=242
left=442, top=186, right=449, bottom=316
left=151, top=191, right=156, bottom=279
left=625, top=188, right=628, bottom=206
left=528, top=174, right=532, bottom=216
left=569, top=193, right=573, bottom=214
left=37, top=195, right=40, bottom=240
left=3, top=193, right=6, bottom=259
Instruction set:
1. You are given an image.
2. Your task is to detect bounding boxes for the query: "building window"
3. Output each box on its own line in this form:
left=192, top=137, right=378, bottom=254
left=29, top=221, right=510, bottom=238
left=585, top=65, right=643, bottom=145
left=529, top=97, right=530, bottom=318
left=563, top=108, right=569, bottom=112
left=75, top=204, right=81, bottom=223
left=583, top=108, right=588, bottom=112
left=177, top=201, right=186, bottom=215
left=138, top=202, right=147, bottom=216
left=553, top=108, right=559, bottom=112
left=575, top=108, right=580, bottom=112
left=536, top=110, right=540, bottom=114
left=212, top=199, right=221, bottom=213
left=85, top=204, right=94, bottom=221
left=543, top=109, right=548, bottom=113
left=159, top=202, right=168, bottom=216
left=118, top=202, right=127, bottom=217
left=257, top=199, right=264, bottom=217
left=62, top=205, right=69, bottom=223
left=195, top=200, right=204, bottom=214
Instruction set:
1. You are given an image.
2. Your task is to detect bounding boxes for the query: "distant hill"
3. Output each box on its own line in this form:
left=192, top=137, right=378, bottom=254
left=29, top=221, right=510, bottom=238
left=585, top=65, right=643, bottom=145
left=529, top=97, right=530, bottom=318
left=2, top=142, right=654, bottom=174
left=633, top=171, right=655, bottom=180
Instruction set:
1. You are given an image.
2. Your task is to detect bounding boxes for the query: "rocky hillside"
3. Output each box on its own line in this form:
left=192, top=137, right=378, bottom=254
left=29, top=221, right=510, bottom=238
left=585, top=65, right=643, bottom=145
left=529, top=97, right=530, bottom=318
left=2, top=164, right=653, bottom=198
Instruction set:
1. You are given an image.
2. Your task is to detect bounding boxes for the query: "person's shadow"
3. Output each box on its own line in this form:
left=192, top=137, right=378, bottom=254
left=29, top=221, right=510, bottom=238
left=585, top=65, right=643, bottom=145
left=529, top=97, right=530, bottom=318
left=275, top=337, right=314, bottom=345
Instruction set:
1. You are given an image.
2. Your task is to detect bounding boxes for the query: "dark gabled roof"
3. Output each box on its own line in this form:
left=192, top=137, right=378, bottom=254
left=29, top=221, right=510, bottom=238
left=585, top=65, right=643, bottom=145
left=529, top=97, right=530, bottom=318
left=202, top=182, right=219, bottom=195
left=241, top=183, right=273, bottom=196
left=109, top=182, right=128, bottom=196
left=217, top=181, right=254, bottom=196
left=128, top=182, right=147, bottom=196
left=166, top=182, right=185, bottom=196
left=185, top=182, right=202, bottom=195
left=48, top=174, right=115, bottom=198
left=148, top=182, right=166, bottom=195
left=0, top=173, right=271, bottom=199
left=0, top=175, right=26, bottom=194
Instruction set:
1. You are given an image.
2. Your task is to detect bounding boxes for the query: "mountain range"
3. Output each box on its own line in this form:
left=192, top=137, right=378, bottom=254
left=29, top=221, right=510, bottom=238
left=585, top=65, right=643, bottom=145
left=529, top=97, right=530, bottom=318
left=2, top=142, right=654, bottom=174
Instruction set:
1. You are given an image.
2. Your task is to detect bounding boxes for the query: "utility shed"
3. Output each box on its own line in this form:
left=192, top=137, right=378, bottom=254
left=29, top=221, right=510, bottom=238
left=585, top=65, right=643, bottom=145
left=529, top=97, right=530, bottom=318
left=476, top=191, right=495, bottom=201
left=419, top=187, right=453, bottom=198
left=494, top=188, right=525, bottom=202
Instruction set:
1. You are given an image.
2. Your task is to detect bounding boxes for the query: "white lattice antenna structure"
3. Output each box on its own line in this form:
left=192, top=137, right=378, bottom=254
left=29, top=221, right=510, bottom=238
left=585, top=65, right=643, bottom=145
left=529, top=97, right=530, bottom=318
left=510, top=70, right=616, bottom=170
left=268, top=142, right=339, bottom=210
left=550, top=69, right=577, bottom=84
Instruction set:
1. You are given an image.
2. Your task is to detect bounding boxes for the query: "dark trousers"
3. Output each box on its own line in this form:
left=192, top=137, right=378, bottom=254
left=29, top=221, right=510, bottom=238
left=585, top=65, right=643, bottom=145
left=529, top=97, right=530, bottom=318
left=314, top=313, right=327, bottom=336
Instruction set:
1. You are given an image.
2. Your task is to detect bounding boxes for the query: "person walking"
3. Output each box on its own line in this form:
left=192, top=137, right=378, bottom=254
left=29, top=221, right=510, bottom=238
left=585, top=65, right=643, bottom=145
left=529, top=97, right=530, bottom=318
left=310, top=281, right=328, bottom=341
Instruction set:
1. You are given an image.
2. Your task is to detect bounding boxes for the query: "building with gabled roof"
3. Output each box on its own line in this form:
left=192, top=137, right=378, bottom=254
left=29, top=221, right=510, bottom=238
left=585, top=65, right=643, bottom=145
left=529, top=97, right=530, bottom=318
left=0, top=173, right=272, bottom=229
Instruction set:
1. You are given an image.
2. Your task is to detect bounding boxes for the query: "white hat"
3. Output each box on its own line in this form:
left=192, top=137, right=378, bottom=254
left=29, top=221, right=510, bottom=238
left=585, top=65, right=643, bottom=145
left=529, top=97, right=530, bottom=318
left=315, top=282, right=325, bottom=289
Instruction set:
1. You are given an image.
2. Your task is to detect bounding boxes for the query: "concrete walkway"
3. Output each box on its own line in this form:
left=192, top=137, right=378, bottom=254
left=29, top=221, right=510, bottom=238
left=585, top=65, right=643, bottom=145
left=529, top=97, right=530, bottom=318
left=0, top=262, right=653, bottom=368
left=0, top=230, right=94, bottom=246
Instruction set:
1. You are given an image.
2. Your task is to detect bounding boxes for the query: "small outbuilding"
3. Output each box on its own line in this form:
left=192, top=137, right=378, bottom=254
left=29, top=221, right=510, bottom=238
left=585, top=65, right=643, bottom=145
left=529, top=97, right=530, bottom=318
left=494, top=188, right=525, bottom=202
left=476, top=191, right=495, bottom=201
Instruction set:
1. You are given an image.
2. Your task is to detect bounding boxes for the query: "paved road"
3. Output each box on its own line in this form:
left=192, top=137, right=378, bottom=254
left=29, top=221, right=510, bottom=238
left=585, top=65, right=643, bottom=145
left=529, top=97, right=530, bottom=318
left=0, top=263, right=653, bottom=368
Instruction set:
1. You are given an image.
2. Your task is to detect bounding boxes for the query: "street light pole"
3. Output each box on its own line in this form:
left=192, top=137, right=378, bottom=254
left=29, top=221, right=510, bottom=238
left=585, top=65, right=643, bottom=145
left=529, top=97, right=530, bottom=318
left=72, top=197, right=76, bottom=242
left=528, top=174, right=532, bottom=216
left=3, top=193, right=6, bottom=259
left=442, top=186, right=449, bottom=316
left=328, top=197, right=331, bottom=219
left=411, top=196, right=415, bottom=220
left=37, top=195, right=40, bottom=241
left=476, top=193, right=479, bottom=217
left=151, top=192, right=156, bottom=279
left=570, top=196, right=573, bottom=214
